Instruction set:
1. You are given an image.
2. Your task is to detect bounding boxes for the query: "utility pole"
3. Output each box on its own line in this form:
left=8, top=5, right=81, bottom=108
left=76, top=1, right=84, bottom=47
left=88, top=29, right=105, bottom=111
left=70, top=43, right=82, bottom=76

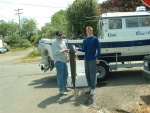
left=15, top=9, right=23, bottom=47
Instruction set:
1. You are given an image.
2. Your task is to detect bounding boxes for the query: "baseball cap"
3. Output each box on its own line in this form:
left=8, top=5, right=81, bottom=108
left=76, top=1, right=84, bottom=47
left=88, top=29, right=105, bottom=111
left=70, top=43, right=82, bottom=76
left=55, top=31, right=62, bottom=36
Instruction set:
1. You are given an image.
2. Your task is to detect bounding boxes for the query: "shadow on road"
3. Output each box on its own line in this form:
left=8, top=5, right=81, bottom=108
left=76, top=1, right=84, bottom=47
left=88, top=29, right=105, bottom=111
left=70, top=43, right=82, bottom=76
left=28, top=75, right=57, bottom=88
left=37, top=94, right=74, bottom=108
left=96, top=70, right=149, bottom=87
left=37, top=88, right=94, bottom=109
left=29, top=70, right=149, bottom=89
left=140, top=95, right=150, bottom=105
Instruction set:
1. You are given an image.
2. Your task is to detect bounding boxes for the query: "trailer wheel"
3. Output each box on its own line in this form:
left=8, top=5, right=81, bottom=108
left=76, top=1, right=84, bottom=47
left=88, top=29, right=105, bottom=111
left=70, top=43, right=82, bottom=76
left=96, top=62, right=109, bottom=81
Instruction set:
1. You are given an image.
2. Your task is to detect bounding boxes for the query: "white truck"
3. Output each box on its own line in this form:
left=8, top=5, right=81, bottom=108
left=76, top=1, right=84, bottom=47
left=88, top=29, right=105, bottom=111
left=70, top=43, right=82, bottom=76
left=38, top=9, right=150, bottom=80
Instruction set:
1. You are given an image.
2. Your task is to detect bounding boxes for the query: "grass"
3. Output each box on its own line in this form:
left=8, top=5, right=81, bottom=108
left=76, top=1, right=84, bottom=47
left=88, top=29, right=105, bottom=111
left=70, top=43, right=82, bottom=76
left=10, top=47, right=28, bottom=52
left=20, top=49, right=41, bottom=62
left=0, top=47, right=41, bottom=62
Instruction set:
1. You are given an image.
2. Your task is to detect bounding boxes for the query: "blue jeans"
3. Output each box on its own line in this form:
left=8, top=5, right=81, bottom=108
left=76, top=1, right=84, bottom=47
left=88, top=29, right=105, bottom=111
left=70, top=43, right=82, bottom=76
left=55, top=61, right=68, bottom=92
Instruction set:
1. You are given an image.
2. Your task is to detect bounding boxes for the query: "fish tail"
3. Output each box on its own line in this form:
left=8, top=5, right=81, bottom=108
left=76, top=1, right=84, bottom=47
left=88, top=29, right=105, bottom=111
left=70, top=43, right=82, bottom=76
left=76, top=74, right=78, bottom=78
left=75, top=55, right=79, bottom=60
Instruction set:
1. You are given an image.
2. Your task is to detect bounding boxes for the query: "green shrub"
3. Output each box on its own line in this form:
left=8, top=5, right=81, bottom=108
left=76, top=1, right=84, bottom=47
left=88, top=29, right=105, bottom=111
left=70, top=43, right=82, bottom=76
left=22, top=39, right=32, bottom=47
left=25, top=49, right=41, bottom=58
left=3, top=34, right=20, bottom=46
left=30, top=35, right=40, bottom=46
left=20, top=48, right=41, bottom=62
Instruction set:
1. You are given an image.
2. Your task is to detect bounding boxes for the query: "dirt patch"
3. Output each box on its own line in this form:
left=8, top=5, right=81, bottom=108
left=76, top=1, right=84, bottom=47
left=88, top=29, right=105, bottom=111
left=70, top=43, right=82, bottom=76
left=133, top=88, right=150, bottom=113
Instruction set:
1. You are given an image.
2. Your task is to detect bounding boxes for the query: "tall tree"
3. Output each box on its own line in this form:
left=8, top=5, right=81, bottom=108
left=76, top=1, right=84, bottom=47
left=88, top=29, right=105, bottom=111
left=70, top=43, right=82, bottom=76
left=40, top=10, right=68, bottom=39
left=21, top=18, right=37, bottom=40
left=51, top=10, right=68, bottom=38
left=66, top=0, right=98, bottom=38
left=40, top=22, right=52, bottom=38
left=0, top=20, right=9, bottom=38
left=7, top=21, right=18, bottom=35
left=0, top=20, right=18, bottom=38
left=99, top=0, right=150, bottom=14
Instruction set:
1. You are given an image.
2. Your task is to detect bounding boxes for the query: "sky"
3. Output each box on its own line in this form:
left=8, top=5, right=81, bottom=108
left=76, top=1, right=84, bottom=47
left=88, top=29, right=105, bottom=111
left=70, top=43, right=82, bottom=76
left=0, top=0, right=106, bottom=29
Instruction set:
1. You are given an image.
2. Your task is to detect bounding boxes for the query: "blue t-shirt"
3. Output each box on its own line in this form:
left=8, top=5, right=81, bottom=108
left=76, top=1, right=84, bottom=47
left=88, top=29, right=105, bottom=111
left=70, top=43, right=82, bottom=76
left=78, top=36, right=101, bottom=60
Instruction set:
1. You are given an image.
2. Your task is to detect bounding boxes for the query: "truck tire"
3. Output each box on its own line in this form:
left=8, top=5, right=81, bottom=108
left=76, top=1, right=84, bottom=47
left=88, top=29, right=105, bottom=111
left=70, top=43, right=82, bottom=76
left=96, top=62, right=109, bottom=81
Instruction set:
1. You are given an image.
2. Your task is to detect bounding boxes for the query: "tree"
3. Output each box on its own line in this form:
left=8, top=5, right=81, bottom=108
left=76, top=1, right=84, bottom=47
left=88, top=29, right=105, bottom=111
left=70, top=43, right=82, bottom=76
left=0, top=20, right=9, bottom=38
left=40, top=10, right=68, bottom=39
left=21, top=18, right=37, bottom=41
left=7, top=21, right=18, bottom=35
left=99, top=0, right=150, bottom=14
left=3, top=34, right=20, bottom=46
left=51, top=10, right=68, bottom=38
left=0, top=20, right=18, bottom=38
left=66, top=0, right=98, bottom=38
left=40, top=22, right=52, bottom=38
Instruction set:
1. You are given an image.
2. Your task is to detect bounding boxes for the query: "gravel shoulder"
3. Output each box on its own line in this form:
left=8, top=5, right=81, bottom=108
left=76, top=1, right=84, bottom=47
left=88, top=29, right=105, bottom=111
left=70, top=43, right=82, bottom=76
left=0, top=48, right=150, bottom=113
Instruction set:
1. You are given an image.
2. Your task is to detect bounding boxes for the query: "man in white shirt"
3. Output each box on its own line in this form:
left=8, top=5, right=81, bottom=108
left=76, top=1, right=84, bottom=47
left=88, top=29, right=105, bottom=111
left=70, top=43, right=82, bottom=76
left=51, top=31, right=71, bottom=95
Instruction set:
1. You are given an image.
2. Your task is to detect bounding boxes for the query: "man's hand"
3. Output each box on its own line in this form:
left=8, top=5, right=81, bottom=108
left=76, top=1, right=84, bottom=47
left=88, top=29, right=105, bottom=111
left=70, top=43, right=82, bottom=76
left=67, top=58, right=70, bottom=63
left=75, top=47, right=78, bottom=51
left=96, top=60, right=100, bottom=64
left=62, top=49, right=69, bottom=53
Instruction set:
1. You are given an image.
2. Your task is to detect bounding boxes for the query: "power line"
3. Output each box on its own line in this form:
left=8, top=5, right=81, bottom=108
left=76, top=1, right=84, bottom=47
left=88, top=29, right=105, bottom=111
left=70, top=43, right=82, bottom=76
left=0, top=2, right=14, bottom=10
left=0, top=15, right=13, bottom=19
left=0, top=1, right=66, bottom=8
left=23, top=16, right=51, bottom=19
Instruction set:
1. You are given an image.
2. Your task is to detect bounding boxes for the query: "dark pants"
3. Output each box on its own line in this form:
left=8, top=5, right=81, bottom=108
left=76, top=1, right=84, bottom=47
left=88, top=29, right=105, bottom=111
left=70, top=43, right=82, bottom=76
left=84, top=60, right=96, bottom=89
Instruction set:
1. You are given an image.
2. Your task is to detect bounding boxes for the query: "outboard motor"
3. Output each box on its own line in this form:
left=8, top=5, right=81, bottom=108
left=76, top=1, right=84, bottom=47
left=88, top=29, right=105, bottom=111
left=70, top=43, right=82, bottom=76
left=38, top=39, right=54, bottom=72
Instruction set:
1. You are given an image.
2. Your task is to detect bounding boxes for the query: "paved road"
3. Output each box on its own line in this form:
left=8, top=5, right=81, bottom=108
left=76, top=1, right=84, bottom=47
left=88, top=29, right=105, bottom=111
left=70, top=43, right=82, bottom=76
left=0, top=49, right=90, bottom=113
left=0, top=49, right=150, bottom=113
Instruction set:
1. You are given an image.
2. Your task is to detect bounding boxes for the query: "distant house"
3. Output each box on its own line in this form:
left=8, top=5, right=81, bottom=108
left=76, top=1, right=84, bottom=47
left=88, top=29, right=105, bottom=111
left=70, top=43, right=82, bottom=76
left=0, top=35, right=3, bottom=47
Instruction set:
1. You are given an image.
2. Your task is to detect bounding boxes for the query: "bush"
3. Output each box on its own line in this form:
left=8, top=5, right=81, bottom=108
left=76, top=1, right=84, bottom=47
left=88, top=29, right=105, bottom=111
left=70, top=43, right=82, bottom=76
left=3, top=34, right=20, bottom=46
left=22, top=39, right=32, bottom=47
left=20, top=49, right=41, bottom=62
left=26, top=49, right=41, bottom=58
left=30, top=35, right=41, bottom=46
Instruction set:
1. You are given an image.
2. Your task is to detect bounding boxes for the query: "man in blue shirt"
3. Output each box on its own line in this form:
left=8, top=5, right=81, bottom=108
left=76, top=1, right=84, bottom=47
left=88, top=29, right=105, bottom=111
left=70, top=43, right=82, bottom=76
left=76, top=26, right=101, bottom=95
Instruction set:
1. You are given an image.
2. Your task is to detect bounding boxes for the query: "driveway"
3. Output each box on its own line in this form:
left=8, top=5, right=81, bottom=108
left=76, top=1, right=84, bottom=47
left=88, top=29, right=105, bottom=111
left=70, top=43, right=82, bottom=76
left=0, top=48, right=150, bottom=113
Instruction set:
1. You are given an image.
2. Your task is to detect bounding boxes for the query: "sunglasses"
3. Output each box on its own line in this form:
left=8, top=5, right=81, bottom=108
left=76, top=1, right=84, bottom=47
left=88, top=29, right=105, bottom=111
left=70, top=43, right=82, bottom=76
left=58, top=34, right=62, bottom=36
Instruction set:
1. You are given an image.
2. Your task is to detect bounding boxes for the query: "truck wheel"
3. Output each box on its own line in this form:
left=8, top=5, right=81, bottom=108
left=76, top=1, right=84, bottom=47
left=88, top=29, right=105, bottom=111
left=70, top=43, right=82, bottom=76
left=96, top=62, right=109, bottom=81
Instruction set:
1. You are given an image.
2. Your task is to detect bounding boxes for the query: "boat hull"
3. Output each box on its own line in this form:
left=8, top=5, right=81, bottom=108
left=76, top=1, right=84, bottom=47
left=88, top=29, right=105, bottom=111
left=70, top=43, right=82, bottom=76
left=67, top=39, right=150, bottom=63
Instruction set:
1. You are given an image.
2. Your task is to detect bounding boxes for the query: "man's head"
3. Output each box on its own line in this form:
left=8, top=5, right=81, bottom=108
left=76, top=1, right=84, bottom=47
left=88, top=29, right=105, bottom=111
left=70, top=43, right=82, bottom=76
left=86, top=26, right=93, bottom=31
left=55, top=31, right=62, bottom=36
left=55, top=31, right=63, bottom=40
left=86, top=26, right=93, bottom=37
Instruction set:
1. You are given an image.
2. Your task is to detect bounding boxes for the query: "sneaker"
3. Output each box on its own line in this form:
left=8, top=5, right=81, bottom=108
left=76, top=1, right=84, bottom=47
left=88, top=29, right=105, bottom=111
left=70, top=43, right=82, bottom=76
left=60, top=90, right=68, bottom=95
left=84, top=87, right=91, bottom=94
left=66, top=88, right=71, bottom=92
left=90, top=89, right=95, bottom=95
